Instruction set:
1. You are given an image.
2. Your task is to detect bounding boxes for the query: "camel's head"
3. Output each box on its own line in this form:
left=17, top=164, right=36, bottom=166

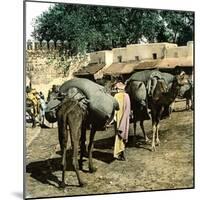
left=175, top=72, right=189, bottom=86
left=170, top=72, right=189, bottom=97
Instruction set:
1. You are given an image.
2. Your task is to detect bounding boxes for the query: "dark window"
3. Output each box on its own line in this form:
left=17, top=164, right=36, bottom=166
left=153, top=53, right=157, bottom=59
left=118, top=56, right=122, bottom=63
left=98, top=58, right=102, bottom=64
left=135, top=56, right=139, bottom=61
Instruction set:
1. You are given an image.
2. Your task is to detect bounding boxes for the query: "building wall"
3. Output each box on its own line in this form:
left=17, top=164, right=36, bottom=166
left=105, top=51, right=114, bottom=65
left=93, top=51, right=113, bottom=79
left=89, top=51, right=106, bottom=64
left=26, top=40, right=193, bottom=83
left=126, top=43, right=177, bottom=61
left=112, top=47, right=127, bottom=63
left=166, top=41, right=193, bottom=58
left=89, top=50, right=113, bottom=65
left=166, top=47, right=189, bottom=58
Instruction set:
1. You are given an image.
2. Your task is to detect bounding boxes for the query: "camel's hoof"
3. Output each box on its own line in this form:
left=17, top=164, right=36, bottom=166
left=60, top=182, right=66, bottom=189
left=151, top=146, right=156, bottom=152
left=145, top=138, right=151, bottom=144
left=79, top=181, right=87, bottom=187
left=89, top=167, right=97, bottom=173
left=156, top=142, right=160, bottom=146
left=156, top=140, right=160, bottom=146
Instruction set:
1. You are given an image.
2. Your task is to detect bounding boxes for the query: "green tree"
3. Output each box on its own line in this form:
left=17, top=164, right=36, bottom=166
left=32, top=4, right=194, bottom=55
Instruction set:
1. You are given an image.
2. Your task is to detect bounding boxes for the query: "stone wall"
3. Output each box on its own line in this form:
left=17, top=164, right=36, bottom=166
left=26, top=48, right=89, bottom=86
left=26, top=50, right=64, bottom=85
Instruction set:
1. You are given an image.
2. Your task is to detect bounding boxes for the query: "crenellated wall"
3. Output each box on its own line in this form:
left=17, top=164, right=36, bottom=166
left=26, top=47, right=89, bottom=87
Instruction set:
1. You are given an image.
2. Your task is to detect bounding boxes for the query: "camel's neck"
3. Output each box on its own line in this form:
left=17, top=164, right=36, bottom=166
left=168, top=79, right=180, bottom=97
left=152, top=77, right=179, bottom=106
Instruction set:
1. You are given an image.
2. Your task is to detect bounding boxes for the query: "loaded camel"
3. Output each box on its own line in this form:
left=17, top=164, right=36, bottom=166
left=45, top=78, right=118, bottom=188
left=126, top=71, right=188, bottom=151
left=125, top=70, right=167, bottom=143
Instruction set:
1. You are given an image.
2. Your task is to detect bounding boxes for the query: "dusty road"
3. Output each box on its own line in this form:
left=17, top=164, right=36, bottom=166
left=25, top=101, right=194, bottom=199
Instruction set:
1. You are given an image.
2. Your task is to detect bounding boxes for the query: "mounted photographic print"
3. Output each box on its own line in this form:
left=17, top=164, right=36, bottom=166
left=24, top=0, right=194, bottom=199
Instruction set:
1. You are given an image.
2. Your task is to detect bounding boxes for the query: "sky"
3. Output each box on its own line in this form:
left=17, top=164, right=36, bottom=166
left=26, top=1, right=55, bottom=40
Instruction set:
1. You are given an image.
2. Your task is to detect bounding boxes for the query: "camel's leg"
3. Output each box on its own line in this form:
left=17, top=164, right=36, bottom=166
left=140, top=121, right=149, bottom=142
left=60, top=117, right=68, bottom=188
left=61, top=146, right=67, bottom=188
left=155, top=123, right=160, bottom=146
left=132, top=121, right=137, bottom=144
left=151, top=123, right=156, bottom=151
left=79, top=122, right=87, bottom=171
left=133, top=121, right=137, bottom=136
left=153, top=107, right=164, bottom=148
left=151, top=105, right=157, bottom=151
left=88, top=126, right=96, bottom=173
left=57, top=120, right=64, bottom=154
left=69, top=115, right=85, bottom=187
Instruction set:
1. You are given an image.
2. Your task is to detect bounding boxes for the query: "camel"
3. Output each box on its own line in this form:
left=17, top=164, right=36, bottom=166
left=57, top=87, right=117, bottom=187
left=45, top=82, right=118, bottom=188
left=149, top=74, right=188, bottom=151
left=56, top=88, right=89, bottom=187
left=126, top=71, right=188, bottom=151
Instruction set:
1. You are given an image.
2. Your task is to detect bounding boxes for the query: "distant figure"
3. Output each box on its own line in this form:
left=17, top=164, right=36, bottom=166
left=39, top=92, right=46, bottom=126
left=47, top=84, right=60, bottom=102
left=26, top=88, right=40, bottom=118
left=113, top=82, right=131, bottom=161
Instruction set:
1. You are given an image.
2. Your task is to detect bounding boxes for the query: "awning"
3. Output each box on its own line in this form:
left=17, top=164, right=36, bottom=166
left=74, top=63, right=105, bottom=76
left=133, top=60, right=158, bottom=70
left=103, top=61, right=139, bottom=75
left=155, top=57, right=193, bottom=69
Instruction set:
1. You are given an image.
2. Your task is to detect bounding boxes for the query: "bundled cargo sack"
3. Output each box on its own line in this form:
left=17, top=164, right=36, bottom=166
left=160, top=72, right=175, bottom=86
left=45, top=99, right=61, bottom=123
left=59, top=78, right=119, bottom=122
left=127, top=70, right=162, bottom=84
left=126, top=81, right=147, bottom=106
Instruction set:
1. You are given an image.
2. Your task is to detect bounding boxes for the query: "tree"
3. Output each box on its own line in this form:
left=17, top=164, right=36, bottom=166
left=32, top=4, right=194, bottom=54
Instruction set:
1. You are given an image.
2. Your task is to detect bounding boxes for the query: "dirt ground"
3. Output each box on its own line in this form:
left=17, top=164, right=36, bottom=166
left=25, top=100, right=194, bottom=199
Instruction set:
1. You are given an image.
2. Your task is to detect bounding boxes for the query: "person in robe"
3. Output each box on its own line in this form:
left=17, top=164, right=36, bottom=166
left=113, top=82, right=131, bottom=161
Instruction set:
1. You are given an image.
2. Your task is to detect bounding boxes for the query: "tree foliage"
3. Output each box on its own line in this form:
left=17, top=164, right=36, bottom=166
left=32, top=4, right=194, bottom=55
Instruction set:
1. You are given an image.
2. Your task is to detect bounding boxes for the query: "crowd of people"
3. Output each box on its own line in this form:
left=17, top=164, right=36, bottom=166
left=26, top=86, right=47, bottom=127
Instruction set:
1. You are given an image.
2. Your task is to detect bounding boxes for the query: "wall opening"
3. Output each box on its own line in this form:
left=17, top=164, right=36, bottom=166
left=135, top=56, right=140, bottom=61
left=98, top=58, right=102, bottom=64
left=118, top=56, right=122, bottom=63
left=152, top=53, right=157, bottom=59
